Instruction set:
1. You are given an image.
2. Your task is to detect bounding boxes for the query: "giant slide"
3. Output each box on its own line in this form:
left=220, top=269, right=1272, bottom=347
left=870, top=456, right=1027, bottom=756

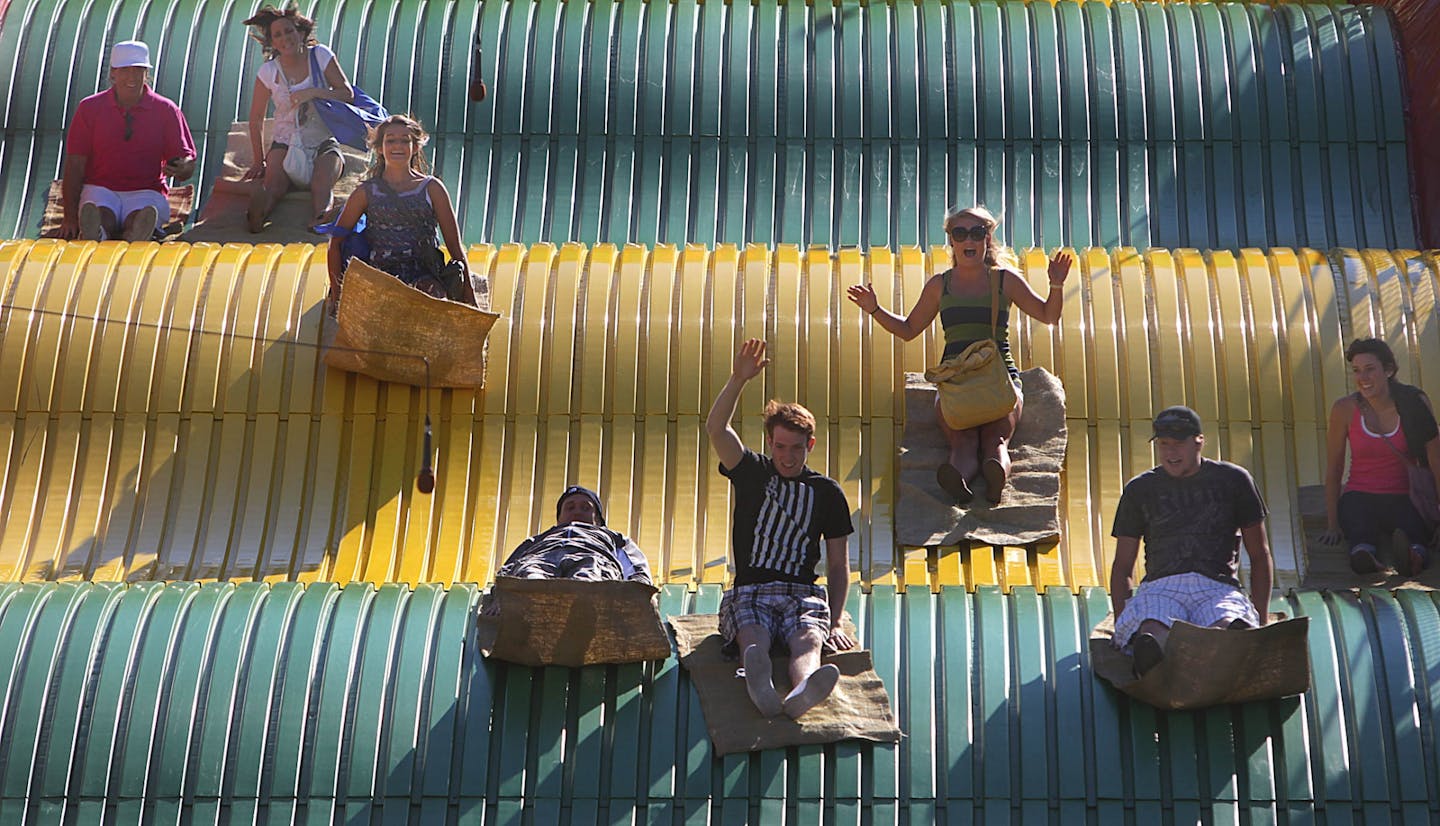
left=0, top=0, right=1437, bottom=821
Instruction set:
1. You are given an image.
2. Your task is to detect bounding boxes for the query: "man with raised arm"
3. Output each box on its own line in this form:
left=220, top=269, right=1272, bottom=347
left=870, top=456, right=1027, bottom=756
left=706, top=338, right=856, bottom=719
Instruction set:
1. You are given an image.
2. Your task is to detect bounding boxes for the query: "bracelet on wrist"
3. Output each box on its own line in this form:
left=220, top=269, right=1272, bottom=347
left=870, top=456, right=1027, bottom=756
left=868, top=306, right=880, bottom=316
left=1049, top=282, right=1064, bottom=289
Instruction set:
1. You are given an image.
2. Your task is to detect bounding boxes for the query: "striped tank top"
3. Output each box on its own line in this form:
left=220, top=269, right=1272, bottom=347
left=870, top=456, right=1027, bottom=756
left=938, top=267, right=1019, bottom=377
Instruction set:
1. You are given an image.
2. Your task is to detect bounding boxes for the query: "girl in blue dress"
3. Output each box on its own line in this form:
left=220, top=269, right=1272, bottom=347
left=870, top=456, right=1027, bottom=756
left=326, top=114, right=472, bottom=305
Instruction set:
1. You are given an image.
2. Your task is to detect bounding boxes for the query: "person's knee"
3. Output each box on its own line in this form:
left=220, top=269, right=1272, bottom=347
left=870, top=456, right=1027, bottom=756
left=786, top=626, right=826, bottom=656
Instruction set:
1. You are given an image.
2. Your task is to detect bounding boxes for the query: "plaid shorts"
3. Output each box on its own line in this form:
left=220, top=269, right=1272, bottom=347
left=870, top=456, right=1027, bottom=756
left=1113, top=572, right=1259, bottom=648
left=719, top=581, right=831, bottom=649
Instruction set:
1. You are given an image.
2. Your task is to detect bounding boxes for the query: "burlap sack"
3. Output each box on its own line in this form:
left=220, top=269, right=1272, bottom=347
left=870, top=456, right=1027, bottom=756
left=325, top=258, right=499, bottom=387
left=1090, top=613, right=1311, bottom=709
left=898, top=367, right=1066, bottom=546
left=476, top=577, right=671, bottom=667
left=669, top=613, right=903, bottom=755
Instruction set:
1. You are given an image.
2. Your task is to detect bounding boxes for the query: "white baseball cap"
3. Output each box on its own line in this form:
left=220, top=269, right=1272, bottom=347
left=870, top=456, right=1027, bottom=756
left=110, top=40, right=152, bottom=69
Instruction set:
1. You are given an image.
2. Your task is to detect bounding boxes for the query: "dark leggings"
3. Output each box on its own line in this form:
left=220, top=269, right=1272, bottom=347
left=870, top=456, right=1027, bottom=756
left=1338, top=490, right=1431, bottom=549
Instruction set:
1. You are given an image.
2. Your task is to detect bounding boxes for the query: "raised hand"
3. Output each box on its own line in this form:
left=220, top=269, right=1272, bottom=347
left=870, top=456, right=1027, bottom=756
left=1048, top=250, right=1074, bottom=286
left=733, top=338, right=771, bottom=381
left=846, top=283, right=880, bottom=314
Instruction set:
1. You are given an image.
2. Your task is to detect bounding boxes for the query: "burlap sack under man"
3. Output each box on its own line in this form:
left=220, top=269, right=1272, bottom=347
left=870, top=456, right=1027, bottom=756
left=705, top=339, right=857, bottom=719
left=1108, top=406, right=1275, bottom=675
left=478, top=486, right=669, bottom=668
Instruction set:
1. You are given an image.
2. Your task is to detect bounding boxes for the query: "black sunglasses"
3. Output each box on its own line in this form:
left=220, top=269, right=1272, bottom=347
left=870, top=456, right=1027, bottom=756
left=947, top=224, right=990, bottom=243
left=123, top=110, right=133, bottom=141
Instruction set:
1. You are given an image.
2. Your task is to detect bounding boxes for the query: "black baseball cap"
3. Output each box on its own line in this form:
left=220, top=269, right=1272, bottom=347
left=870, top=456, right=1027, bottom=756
left=1150, top=406, right=1203, bottom=440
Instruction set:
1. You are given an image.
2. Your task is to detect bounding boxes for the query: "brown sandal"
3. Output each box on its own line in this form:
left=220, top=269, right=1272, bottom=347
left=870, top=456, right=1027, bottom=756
left=982, top=458, right=1007, bottom=505
left=936, top=464, right=973, bottom=505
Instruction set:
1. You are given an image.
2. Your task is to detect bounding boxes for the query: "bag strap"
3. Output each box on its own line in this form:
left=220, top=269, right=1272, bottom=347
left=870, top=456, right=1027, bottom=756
left=988, top=267, right=1000, bottom=339
left=1355, top=393, right=1416, bottom=465
left=308, top=46, right=322, bottom=86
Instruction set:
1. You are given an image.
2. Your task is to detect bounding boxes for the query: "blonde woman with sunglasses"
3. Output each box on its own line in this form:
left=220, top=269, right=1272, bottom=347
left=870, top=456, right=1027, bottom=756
left=847, top=206, right=1071, bottom=505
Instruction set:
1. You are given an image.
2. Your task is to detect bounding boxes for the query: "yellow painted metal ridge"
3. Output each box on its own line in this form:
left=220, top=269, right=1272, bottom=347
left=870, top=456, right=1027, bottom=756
left=0, top=241, right=1435, bottom=592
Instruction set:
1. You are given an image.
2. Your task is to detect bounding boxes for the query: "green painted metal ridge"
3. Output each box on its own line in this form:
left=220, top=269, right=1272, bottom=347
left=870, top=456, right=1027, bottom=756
left=0, top=581, right=1435, bottom=820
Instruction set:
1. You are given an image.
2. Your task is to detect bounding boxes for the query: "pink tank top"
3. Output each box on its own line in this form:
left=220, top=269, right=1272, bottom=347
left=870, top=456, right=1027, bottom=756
left=1344, top=405, right=1412, bottom=495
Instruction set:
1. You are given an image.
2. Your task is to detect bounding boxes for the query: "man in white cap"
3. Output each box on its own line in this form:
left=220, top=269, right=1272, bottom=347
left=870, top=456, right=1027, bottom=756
left=58, top=40, right=196, bottom=241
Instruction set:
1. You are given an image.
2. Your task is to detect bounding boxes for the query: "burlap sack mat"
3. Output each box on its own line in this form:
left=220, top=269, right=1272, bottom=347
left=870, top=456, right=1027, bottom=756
left=476, top=577, right=671, bottom=667
left=38, top=180, right=194, bottom=239
left=181, top=119, right=369, bottom=244
left=1294, top=484, right=1440, bottom=590
left=898, top=367, right=1067, bottom=547
left=1090, top=612, right=1311, bottom=710
left=669, top=613, right=903, bottom=756
left=324, top=258, right=499, bottom=387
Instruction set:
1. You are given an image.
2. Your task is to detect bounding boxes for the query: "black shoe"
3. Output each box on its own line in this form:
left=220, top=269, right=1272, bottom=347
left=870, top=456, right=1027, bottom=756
left=1131, top=633, right=1164, bottom=678
left=1349, top=546, right=1381, bottom=574
left=1227, top=618, right=1251, bottom=630
left=936, top=464, right=973, bottom=505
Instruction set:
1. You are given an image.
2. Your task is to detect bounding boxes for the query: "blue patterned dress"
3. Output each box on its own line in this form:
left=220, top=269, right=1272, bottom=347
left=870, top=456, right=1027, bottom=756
left=362, top=175, right=440, bottom=284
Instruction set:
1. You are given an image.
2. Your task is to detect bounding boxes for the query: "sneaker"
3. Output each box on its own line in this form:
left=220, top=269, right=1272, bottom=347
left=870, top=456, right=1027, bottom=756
left=79, top=202, right=105, bottom=240
left=123, top=205, right=158, bottom=242
left=1131, top=632, right=1165, bottom=678
left=1348, top=545, right=1381, bottom=575
left=936, top=463, right=973, bottom=505
left=741, top=644, right=783, bottom=718
left=982, top=458, right=1007, bottom=505
left=782, top=664, right=840, bottom=719
left=1406, top=544, right=1430, bottom=577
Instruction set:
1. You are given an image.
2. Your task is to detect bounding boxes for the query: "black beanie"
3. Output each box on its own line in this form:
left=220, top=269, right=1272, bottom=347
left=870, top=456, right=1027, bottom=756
left=556, top=485, right=605, bottom=526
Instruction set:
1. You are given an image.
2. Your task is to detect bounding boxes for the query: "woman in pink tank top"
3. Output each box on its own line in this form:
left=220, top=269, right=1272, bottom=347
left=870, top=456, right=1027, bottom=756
left=1321, top=339, right=1440, bottom=576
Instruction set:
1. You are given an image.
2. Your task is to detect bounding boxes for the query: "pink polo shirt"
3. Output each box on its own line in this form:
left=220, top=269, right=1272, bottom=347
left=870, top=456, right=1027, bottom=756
left=65, top=86, right=195, bottom=195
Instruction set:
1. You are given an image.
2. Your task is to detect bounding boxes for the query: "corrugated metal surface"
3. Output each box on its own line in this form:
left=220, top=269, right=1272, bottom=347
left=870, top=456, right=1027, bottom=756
left=1, top=580, right=1438, bottom=821
left=1362, top=0, right=1440, bottom=246
left=1, top=240, right=1437, bottom=589
left=0, top=0, right=1415, bottom=251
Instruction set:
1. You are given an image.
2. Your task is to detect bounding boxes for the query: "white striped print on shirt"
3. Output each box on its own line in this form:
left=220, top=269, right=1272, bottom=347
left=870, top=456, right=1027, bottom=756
left=750, top=475, right=816, bottom=577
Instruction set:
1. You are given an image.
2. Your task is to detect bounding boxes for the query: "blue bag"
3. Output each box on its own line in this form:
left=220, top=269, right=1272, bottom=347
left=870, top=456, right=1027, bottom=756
left=314, top=212, right=369, bottom=269
left=309, top=48, right=388, bottom=150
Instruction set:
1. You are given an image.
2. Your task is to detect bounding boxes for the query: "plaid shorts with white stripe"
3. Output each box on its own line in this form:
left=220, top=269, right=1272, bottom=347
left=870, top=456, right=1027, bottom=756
left=719, top=581, right=831, bottom=648
left=1112, top=571, right=1259, bottom=649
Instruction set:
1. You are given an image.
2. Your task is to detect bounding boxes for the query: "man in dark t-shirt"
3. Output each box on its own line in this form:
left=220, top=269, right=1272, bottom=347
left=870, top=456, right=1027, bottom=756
left=706, top=339, right=856, bottom=719
left=1109, top=406, right=1275, bottom=676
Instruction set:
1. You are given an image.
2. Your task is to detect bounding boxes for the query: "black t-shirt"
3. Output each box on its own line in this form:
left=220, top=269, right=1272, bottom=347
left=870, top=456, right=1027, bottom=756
left=721, top=449, right=854, bottom=585
left=1110, top=458, right=1267, bottom=587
